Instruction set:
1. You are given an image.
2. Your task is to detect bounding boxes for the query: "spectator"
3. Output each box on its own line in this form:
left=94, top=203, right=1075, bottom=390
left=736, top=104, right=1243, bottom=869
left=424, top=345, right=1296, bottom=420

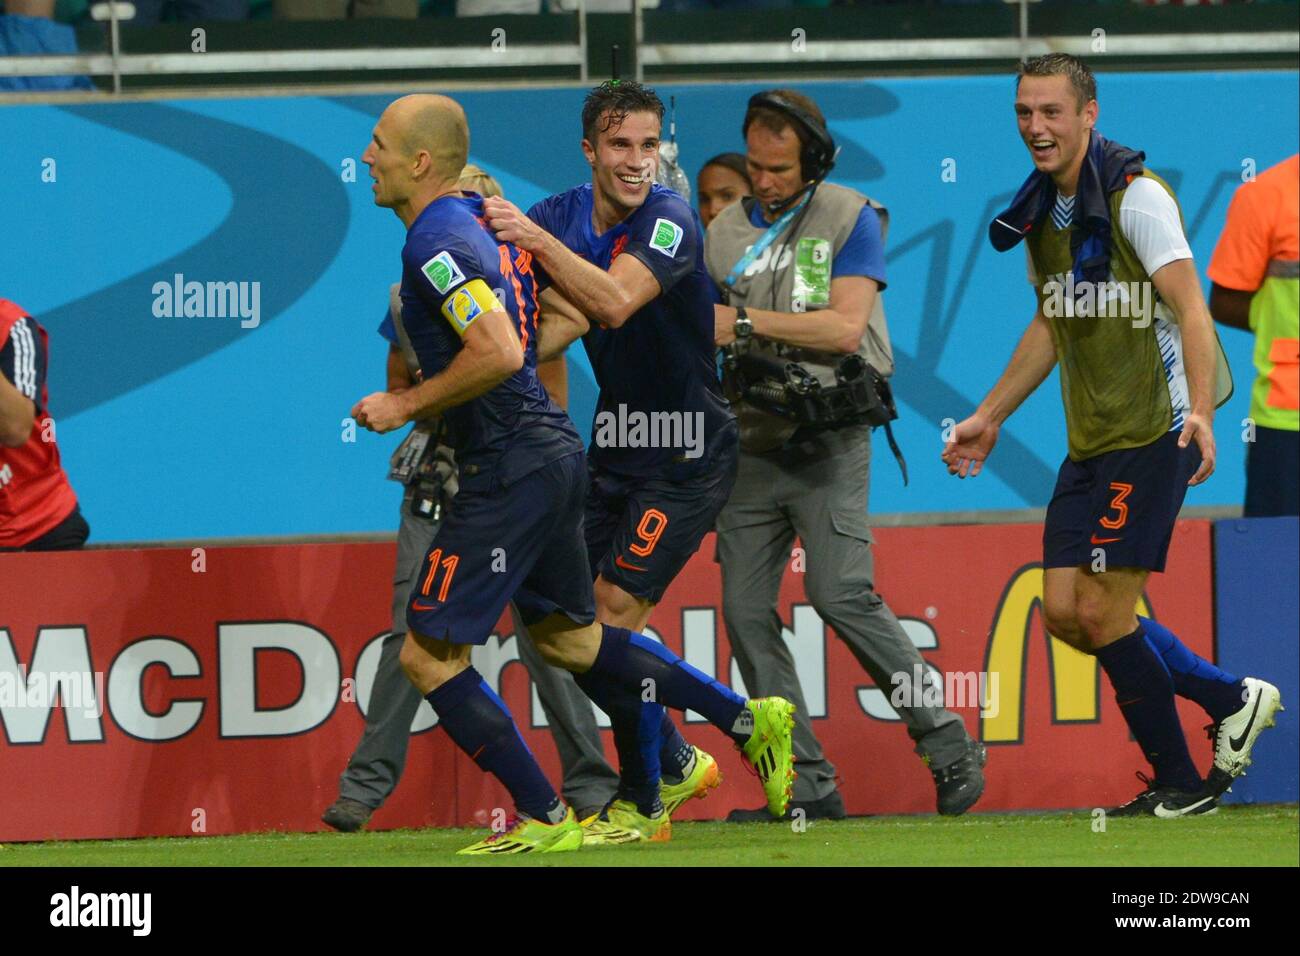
left=274, top=0, right=416, bottom=19
left=0, top=298, right=89, bottom=552
left=1208, top=154, right=1299, bottom=517
left=127, top=0, right=250, bottom=25
left=696, top=152, right=751, bottom=230
left=0, top=1, right=94, bottom=92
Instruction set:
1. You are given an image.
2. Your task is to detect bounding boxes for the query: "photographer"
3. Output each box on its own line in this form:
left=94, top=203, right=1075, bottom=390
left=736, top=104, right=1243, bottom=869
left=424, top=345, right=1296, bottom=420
left=706, top=90, right=985, bottom=820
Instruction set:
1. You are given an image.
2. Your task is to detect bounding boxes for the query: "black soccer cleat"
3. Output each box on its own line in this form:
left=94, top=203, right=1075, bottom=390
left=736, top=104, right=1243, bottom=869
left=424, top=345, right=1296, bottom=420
left=321, top=797, right=374, bottom=833
left=930, top=739, right=987, bottom=816
left=725, top=790, right=847, bottom=823
left=1109, top=772, right=1218, bottom=818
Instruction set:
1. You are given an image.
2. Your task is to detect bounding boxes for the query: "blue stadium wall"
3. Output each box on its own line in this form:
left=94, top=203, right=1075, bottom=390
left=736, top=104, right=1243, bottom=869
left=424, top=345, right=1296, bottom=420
left=0, top=70, right=1296, bottom=542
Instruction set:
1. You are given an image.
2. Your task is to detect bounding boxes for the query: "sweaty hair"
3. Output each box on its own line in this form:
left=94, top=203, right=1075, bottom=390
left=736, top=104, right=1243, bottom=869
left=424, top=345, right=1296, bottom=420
left=742, top=88, right=826, bottom=152
left=1017, top=53, right=1097, bottom=109
left=581, top=80, right=665, bottom=145
left=458, top=163, right=502, bottom=198
left=700, top=152, right=752, bottom=190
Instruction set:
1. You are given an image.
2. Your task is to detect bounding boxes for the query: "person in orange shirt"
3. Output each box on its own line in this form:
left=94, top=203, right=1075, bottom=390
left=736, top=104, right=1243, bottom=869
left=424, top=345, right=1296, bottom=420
left=1208, top=154, right=1300, bottom=517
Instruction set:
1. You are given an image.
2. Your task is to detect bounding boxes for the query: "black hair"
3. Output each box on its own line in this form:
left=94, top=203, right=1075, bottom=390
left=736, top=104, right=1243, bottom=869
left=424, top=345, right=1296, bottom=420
left=700, top=152, right=752, bottom=190
left=581, top=80, right=665, bottom=145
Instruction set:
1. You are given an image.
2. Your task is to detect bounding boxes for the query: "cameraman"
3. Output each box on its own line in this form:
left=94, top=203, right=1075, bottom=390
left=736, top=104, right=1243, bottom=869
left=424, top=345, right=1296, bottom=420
left=706, top=90, right=984, bottom=820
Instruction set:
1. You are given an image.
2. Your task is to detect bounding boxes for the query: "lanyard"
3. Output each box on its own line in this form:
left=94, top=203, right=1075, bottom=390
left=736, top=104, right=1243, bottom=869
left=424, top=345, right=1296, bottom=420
left=723, top=194, right=811, bottom=289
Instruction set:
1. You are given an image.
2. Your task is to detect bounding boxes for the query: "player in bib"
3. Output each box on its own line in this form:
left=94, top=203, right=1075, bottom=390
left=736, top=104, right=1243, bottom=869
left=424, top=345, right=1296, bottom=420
left=943, top=55, right=1282, bottom=818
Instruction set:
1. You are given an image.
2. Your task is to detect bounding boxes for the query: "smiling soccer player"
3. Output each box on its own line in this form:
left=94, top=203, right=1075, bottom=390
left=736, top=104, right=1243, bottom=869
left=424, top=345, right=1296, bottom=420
left=943, top=55, right=1282, bottom=817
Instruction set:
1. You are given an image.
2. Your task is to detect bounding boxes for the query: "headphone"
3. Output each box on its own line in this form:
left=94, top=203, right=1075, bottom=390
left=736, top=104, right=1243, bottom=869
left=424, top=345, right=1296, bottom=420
left=745, top=91, right=837, bottom=185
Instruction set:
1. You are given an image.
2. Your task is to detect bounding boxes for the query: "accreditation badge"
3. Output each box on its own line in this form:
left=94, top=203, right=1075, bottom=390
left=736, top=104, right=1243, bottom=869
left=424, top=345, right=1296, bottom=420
left=793, top=237, right=831, bottom=312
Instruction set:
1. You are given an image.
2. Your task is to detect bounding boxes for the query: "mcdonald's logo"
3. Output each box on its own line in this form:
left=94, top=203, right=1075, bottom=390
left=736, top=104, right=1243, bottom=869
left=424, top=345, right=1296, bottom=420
left=981, top=564, right=1153, bottom=743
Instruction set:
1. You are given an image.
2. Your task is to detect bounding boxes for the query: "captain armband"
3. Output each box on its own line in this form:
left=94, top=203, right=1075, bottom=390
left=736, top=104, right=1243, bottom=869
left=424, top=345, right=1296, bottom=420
left=440, top=278, right=505, bottom=338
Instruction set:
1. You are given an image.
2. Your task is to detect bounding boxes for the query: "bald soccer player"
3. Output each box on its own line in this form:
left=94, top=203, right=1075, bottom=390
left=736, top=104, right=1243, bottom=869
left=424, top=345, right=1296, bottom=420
left=352, top=94, right=796, bottom=854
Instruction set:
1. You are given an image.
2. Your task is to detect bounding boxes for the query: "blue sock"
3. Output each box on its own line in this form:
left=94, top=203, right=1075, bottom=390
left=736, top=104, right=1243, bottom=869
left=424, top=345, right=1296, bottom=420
left=1094, top=627, right=1202, bottom=792
left=1139, top=616, right=1245, bottom=722
left=590, top=624, right=749, bottom=744
left=425, top=667, right=562, bottom=823
left=572, top=669, right=664, bottom=816
left=658, top=712, right=695, bottom=780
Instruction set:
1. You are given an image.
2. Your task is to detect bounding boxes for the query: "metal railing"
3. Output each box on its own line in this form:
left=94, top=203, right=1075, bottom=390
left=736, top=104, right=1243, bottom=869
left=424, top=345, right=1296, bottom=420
left=0, top=0, right=1296, bottom=95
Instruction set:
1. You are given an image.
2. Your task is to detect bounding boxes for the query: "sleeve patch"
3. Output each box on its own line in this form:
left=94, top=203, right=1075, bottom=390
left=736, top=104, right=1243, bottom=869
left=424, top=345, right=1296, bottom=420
left=649, top=217, right=684, bottom=258
left=440, top=278, right=504, bottom=336
left=421, top=251, right=467, bottom=294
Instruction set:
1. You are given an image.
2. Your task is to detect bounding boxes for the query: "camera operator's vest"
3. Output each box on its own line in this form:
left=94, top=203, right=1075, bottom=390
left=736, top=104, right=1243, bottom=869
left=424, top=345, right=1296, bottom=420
left=705, top=182, right=893, bottom=452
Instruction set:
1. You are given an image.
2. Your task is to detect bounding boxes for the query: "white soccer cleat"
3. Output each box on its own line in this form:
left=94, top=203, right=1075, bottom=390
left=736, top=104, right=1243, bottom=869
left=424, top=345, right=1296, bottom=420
left=1206, top=677, right=1284, bottom=796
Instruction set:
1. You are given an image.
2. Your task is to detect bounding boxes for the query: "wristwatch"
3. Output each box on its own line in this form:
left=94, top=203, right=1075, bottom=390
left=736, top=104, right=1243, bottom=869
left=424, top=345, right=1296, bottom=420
left=734, top=306, right=753, bottom=341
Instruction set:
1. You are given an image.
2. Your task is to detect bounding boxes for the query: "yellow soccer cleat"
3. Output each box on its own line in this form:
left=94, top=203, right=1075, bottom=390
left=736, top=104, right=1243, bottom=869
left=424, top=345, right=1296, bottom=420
left=456, top=807, right=584, bottom=855
left=581, top=799, right=672, bottom=846
left=660, top=746, right=722, bottom=817
left=740, top=697, right=797, bottom=818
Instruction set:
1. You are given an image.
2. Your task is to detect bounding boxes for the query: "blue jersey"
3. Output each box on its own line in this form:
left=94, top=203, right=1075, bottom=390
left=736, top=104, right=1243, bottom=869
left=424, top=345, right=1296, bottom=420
left=399, top=193, right=583, bottom=492
left=528, top=183, right=736, bottom=480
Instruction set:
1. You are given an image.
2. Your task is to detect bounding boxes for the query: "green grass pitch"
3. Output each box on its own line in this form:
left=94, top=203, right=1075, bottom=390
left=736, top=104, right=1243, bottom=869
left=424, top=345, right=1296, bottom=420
left=2, top=806, right=1296, bottom=867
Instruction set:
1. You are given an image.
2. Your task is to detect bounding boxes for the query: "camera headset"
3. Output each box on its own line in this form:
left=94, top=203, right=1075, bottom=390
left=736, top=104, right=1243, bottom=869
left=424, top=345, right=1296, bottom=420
left=744, top=91, right=838, bottom=215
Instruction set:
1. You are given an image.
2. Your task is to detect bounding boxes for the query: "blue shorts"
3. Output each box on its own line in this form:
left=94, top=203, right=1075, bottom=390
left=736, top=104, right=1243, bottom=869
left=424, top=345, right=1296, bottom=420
left=1043, top=431, right=1200, bottom=573
left=406, top=451, right=596, bottom=643
left=584, top=442, right=739, bottom=604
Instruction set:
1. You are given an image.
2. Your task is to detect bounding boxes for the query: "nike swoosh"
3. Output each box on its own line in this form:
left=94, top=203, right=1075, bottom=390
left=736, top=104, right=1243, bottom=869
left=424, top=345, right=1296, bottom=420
left=1153, top=795, right=1215, bottom=818
left=411, top=601, right=438, bottom=612
left=1229, top=692, right=1263, bottom=751
left=1091, top=535, right=1122, bottom=545
left=614, top=555, right=646, bottom=572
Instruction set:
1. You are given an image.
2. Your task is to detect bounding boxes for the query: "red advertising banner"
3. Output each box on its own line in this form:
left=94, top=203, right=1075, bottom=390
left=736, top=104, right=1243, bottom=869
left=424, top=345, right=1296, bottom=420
left=0, top=521, right=1214, bottom=841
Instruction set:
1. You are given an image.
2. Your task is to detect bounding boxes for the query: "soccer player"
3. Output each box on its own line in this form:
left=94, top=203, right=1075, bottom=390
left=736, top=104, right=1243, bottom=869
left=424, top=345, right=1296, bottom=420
left=353, top=93, right=794, bottom=854
left=943, top=54, right=1282, bottom=816
left=482, top=80, right=745, bottom=844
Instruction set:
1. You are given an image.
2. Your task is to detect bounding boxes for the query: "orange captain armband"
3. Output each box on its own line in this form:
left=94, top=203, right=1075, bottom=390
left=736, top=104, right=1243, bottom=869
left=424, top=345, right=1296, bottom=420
left=441, top=278, right=505, bottom=337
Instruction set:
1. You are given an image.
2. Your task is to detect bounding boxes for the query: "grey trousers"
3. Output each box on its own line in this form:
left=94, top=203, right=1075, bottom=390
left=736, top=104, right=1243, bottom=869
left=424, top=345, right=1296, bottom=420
left=716, top=426, right=970, bottom=802
left=338, top=502, right=619, bottom=814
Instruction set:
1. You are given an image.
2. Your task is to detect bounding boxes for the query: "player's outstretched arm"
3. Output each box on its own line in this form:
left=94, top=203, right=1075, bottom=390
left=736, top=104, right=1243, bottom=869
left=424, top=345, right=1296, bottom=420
left=942, top=309, right=1056, bottom=478
left=536, top=287, right=590, bottom=362
left=1151, top=258, right=1218, bottom=485
left=483, top=196, right=661, bottom=328
left=352, top=311, right=523, bottom=432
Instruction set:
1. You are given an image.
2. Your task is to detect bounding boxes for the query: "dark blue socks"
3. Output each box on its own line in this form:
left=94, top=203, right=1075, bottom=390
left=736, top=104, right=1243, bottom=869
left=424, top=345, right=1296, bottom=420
left=572, top=668, right=664, bottom=816
left=425, top=666, right=563, bottom=823
left=590, top=624, right=749, bottom=744
left=1139, top=616, right=1245, bottom=722
left=1095, top=627, right=1202, bottom=792
left=658, top=711, right=695, bottom=780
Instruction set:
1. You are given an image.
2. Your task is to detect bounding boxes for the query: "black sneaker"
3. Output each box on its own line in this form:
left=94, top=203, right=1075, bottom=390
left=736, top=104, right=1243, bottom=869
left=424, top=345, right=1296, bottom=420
left=1109, top=772, right=1218, bottom=818
left=322, top=797, right=374, bottom=832
left=930, top=739, right=986, bottom=816
left=725, top=790, right=847, bottom=823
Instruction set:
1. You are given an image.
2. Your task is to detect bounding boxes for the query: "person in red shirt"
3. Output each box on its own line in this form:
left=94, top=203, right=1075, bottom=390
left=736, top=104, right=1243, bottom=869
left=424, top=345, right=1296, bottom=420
left=0, top=298, right=88, bottom=551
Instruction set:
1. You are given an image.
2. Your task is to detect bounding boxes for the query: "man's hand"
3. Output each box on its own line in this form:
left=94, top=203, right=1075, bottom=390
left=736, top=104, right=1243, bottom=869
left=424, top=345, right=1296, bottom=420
left=1179, top=412, right=1216, bottom=485
left=483, top=196, right=547, bottom=253
left=715, top=304, right=738, bottom=347
left=941, top=413, right=1000, bottom=478
left=351, top=391, right=412, bottom=434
